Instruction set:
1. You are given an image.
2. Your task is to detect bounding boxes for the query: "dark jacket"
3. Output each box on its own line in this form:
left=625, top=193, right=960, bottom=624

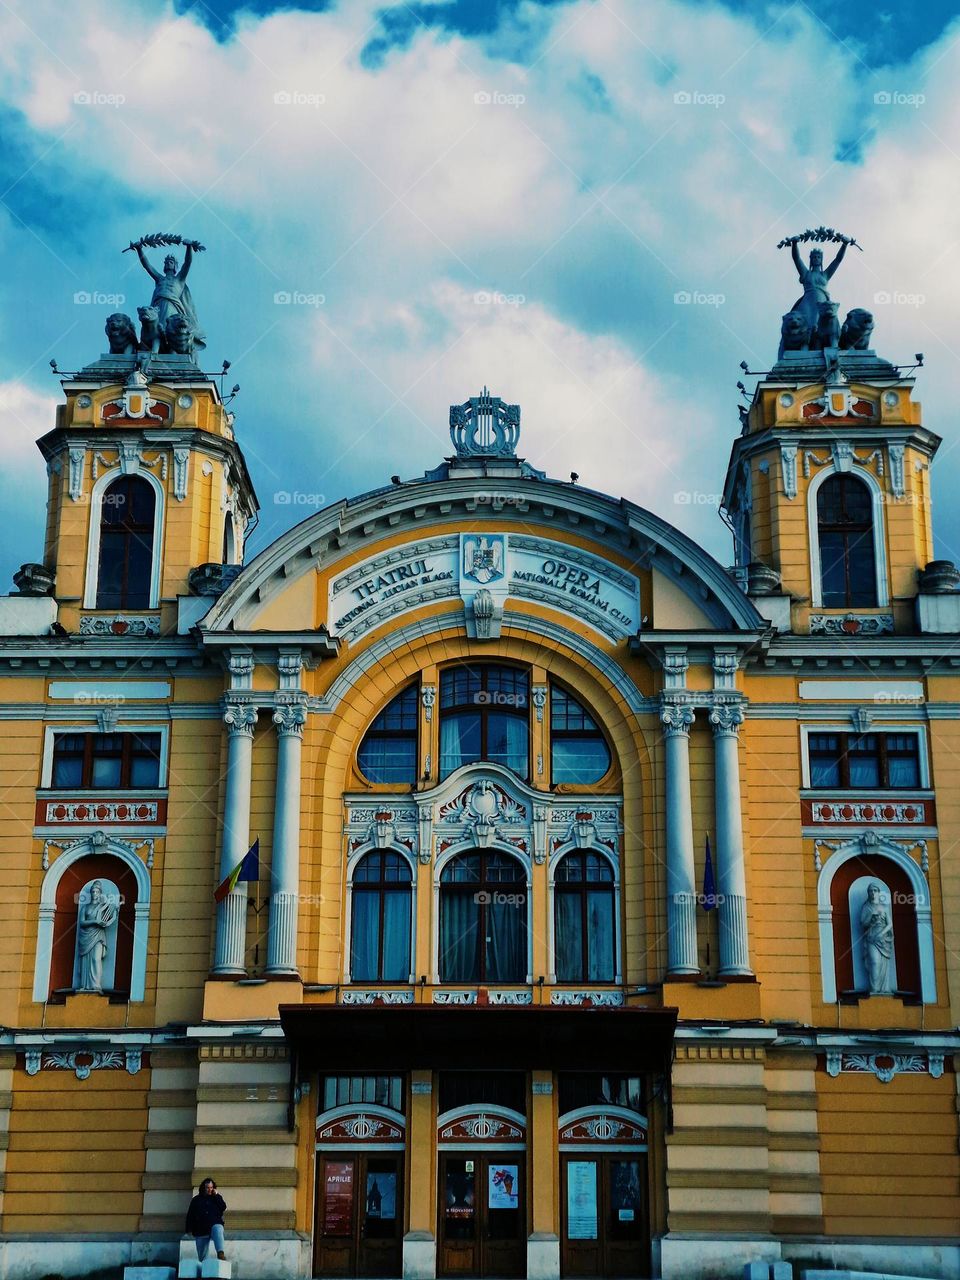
left=185, top=1191, right=227, bottom=1237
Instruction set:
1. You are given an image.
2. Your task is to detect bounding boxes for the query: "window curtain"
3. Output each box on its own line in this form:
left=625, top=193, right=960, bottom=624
left=586, top=889, right=615, bottom=981
left=486, top=894, right=526, bottom=982
left=350, top=890, right=381, bottom=981
left=487, top=712, right=528, bottom=774
left=381, top=888, right=411, bottom=980
left=440, top=889, right=479, bottom=981
left=555, top=892, right=583, bottom=981
left=439, top=713, right=480, bottom=776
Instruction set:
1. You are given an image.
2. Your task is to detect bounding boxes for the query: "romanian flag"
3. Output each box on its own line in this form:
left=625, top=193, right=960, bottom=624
left=214, top=839, right=260, bottom=903
left=701, top=835, right=718, bottom=911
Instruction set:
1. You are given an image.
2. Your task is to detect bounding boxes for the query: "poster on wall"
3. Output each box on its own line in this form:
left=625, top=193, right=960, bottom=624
left=445, top=1166, right=475, bottom=1220
left=323, top=1162, right=355, bottom=1236
left=489, top=1165, right=519, bottom=1209
left=611, top=1161, right=641, bottom=1226
left=366, top=1171, right=396, bottom=1220
left=566, top=1161, right=598, bottom=1240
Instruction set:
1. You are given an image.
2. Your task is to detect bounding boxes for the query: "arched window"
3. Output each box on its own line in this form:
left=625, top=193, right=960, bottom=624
left=96, top=475, right=156, bottom=609
left=350, top=852, right=413, bottom=982
left=439, top=852, right=527, bottom=983
left=550, top=686, right=611, bottom=785
left=357, top=685, right=419, bottom=784
left=554, top=852, right=616, bottom=982
left=439, top=665, right=529, bottom=780
left=817, top=474, right=877, bottom=607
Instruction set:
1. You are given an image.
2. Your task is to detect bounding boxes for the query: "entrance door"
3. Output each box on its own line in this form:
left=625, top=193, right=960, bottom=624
left=561, top=1154, right=648, bottom=1278
left=314, top=1153, right=404, bottom=1277
left=439, top=1153, right=526, bottom=1278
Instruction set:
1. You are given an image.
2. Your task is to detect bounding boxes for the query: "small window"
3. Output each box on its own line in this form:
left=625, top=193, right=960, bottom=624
left=554, top=851, right=616, bottom=982
left=557, top=1074, right=645, bottom=1116
left=357, top=686, right=419, bottom=784
left=51, top=732, right=162, bottom=789
left=817, top=474, right=877, bottom=608
left=96, top=475, right=156, bottom=610
left=322, top=1075, right=405, bottom=1113
left=808, top=731, right=920, bottom=790
left=550, top=685, right=611, bottom=785
left=350, top=851, right=413, bottom=982
left=438, top=664, right=529, bottom=780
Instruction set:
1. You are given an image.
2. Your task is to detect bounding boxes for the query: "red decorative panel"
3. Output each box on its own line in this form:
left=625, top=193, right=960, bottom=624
left=559, top=1112, right=647, bottom=1144
left=36, top=797, right=166, bottom=827
left=438, top=1111, right=525, bottom=1143
left=316, top=1111, right=405, bottom=1143
left=802, top=798, right=933, bottom=827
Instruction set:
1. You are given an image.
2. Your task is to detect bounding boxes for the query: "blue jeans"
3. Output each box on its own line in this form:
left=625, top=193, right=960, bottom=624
left=195, top=1223, right=225, bottom=1259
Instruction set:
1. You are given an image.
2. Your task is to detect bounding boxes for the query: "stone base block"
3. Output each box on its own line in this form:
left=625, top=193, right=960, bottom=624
left=177, top=1263, right=200, bottom=1279
left=403, top=1230, right=437, bottom=1280
left=200, top=1260, right=231, bottom=1279
left=744, top=1264, right=773, bottom=1280
left=771, top=1265, right=792, bottom=1280
left=124, top=1271, right=176, bottom=1280
left=660, top=1236, right=782, bottom=1280
left=527, top=1232, right=560, bottom=1280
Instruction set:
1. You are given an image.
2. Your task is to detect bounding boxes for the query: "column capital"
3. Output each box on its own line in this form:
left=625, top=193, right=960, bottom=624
left=222, top=699, right=258, bottom=736
left=273, top=699, right=308, bottom=737
left=709, top=701, right=745, bottom=736
left=660, top=698, right=695, bottom=737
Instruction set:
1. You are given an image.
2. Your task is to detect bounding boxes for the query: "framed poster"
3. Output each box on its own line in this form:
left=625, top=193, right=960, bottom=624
left=489, top=1164, right=519, bottom=1209
left=566, top=1160, right=598, bottom=1241
left=366, top=1171, right=396, bottom=1220
left=445, top=1164, right=475, bottom=1220
left=323, top=1161, right=355, bottom=1236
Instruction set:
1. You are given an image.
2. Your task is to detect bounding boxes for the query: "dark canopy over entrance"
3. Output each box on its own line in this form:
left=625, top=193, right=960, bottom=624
left=279, top=1004, right=678, bottom=1072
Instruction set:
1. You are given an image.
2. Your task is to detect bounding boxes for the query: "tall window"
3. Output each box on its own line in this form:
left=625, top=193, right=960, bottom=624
left=439, top=665, right=529, bottom=779
left=808, top=731, right=920, bottom=789
left=357, top=686, right=419, bottom=784
left=817, top=474, right=877, bottom=607
left=350, top=852, right=412, bottom=982
left=439, top=852, right=527, bottom=983
left=550, top=685, right=611, bottom=785
left=554, top=852, right=616, bottom=982
left=96, top=475, right=156, bottom=609
left=51, top=732, right=162, bottom=789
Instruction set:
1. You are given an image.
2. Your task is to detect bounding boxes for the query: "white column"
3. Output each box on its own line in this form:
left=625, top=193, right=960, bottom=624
left=660, top=700, right=699, bottom=975
left=709, top=702, right=752, bottom=976
left=267, top=700, right=307, bottom=974
left=213, top=700, right=258, bottom=974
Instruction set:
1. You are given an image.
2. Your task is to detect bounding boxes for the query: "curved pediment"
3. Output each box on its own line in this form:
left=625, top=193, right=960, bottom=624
left=200, top=475, right=763, bottom=639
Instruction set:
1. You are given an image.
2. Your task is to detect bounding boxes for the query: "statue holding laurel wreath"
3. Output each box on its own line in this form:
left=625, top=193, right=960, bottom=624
left=775, top=227, right=869, bottom=358
left=124, top=233, right=207, bottom=354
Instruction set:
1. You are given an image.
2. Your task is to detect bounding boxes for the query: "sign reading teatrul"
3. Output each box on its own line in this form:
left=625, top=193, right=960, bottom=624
left=328, top=534, right=640, bottom=640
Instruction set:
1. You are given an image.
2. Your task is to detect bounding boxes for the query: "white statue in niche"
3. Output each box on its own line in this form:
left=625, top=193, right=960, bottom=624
left=73, top=878, right=121, bottom=993
left=849, top=876, right=896, bottom=994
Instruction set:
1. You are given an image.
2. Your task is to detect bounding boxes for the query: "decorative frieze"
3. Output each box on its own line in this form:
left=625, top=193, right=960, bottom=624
left=559, top=1110, right=647, bottom=1144
left=316, top=1111, right=405, bottom=1143
left=79, top=614, right=161, bottom=637
left=339, top=989, right=415, bottom=1005
left=438, top=1111, right=525, bottom=1143
left=809, top=613, right=894, bottom=636
left=550, top=990, right=624, bottom=1007
left=37, top=797, right=163, bottom=829
left=25, top=1049, right=142, bottom=1080
left=41, top=829, right=154, bottom=871
left=806, top=799, right=931, bottom=831
left=825, top=1049, right=944, bottom=1083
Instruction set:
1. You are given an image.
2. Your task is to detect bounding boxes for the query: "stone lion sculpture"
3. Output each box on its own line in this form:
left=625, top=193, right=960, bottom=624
left=105, top=313, right=137, bottom=356
left=137, top=305, right=163, bottom=354
left=839, top=308, right=874, bottom=351
left=778, top=310, right=811, bottom=359
left=816, top=301, right=841, bottom=350
left=165, top=315, right=196, bottom=359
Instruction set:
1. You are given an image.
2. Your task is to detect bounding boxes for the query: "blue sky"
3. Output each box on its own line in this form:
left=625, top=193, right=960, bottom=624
left=2, top=0, right=960, bottom=588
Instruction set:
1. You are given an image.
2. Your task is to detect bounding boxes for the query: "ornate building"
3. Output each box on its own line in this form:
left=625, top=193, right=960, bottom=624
left=0, top=242, right=958, bottom=1280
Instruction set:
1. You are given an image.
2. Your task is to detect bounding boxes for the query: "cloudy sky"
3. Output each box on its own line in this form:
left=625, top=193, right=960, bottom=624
left=2, top=0, right=960, bottom=586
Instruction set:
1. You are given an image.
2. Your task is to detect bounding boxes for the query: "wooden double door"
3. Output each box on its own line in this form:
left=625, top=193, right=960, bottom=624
left=439, top=1153, right=526, bottom=1278
left=561, top=1153, right=649, bottom=1278
left=314, top=1152, right=404, bottom=1278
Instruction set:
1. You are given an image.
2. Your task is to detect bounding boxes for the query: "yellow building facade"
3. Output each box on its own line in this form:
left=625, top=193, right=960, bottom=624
left=0, top=311, right=958, bottom=1280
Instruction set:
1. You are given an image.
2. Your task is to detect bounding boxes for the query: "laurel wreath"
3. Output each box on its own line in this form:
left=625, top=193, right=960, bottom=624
left=123, top=233, right=206, bottom=253
left=777, top=226, right=862, bottom=251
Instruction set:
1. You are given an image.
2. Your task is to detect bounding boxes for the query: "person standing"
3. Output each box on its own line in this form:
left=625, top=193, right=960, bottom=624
left=185, top=1178, right=228, bottom=1262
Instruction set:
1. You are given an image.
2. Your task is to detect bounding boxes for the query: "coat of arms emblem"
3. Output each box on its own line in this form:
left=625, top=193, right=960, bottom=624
left=462, top=535, right=505, bottom=585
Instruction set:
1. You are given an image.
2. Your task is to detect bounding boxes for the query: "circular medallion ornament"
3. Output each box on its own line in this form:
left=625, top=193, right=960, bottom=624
left=178, top=394, right=194, bottom=409
left=76, top=394, right=92, bottom=409
left=883, top=391, right=899, bottom=407
left=779, top=393, right=794, bottom=408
